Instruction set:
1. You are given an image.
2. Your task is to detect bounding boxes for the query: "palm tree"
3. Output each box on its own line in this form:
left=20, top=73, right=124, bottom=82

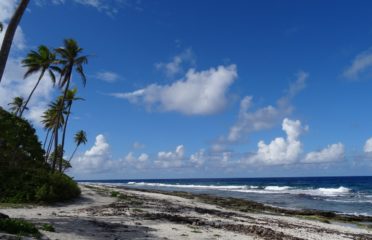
left=41, top=97, right=65, bottom=171
left=8, top=96, right=26, bottom=116
left=21, top=45, right=58, bottom=116
left=69, top=130, right=87, bottom=162
left=59, top=88, right=84, bottom=172
left=0, top=0, right=30, bottom=83
left=48, top=144, right=71, bottom=173
left=53, top=39, right=88, bottom=171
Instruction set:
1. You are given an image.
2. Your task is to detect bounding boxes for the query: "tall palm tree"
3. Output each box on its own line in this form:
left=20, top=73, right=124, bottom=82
left=0, top=0, right=30, bottom=83
left=69, top=130, right=87, bottom=162
left=21, top=45, right=58, bottom=116
left=8, top=96, right=26, bottom=116
left=59, top=88, right=84, bottom=172
left=41, top=97, right=65, bottom=171
left=54, top=39, right=88, bottom=171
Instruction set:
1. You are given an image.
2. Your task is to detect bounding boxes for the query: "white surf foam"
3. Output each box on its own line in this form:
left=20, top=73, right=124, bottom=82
left=126, top=182, right=352, bottom=197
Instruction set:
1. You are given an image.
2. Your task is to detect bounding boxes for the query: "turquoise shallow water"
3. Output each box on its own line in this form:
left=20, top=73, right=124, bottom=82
left=80, top=176, right=372, bottom=216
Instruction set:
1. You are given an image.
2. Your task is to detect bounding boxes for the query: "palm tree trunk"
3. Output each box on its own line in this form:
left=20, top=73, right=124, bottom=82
left=68, top=145, right=79, bottom=162
left=43, top=129, right=50, bottom=150
left=59, top=102, right=72, bottom=172
left=45, top=131, right=54, bottom=164
left=20, top=71, right=45, bottom=116
left=51, top=127, right=58, bottom=172
left=53, top=68, right=72, bottom=172
left=0, top=0, right=30, bottom=83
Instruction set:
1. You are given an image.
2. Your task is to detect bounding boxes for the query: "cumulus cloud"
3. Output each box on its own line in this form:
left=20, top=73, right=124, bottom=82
left=112, top=64, right=238, bottom=115
left=155, top=145, right=185, bottom=168
left=364, top=138, right=372, bottom=153
left=343, top=48, right=372, bottom=80
left=227, top=71, right=308, bottom=143
left=0, top=1, right=55, bottom=125
left=303, top=143, right=345, bottom=163
left=155, top=48, right=195, bottom=78
left=72, top=134, right=114, bottom=173
left=124, top=152, right=149, bottom=169
left=0, top=0, right=26, bottom=52
left=0, top=0, right=17, bottom=22
left=95, top=71, right=120, bottom=83
left=0, top=58, right=54, bottom=125
left=247, top=118, right=307, bottom=165
left=189, top=149, right=206, bottom=168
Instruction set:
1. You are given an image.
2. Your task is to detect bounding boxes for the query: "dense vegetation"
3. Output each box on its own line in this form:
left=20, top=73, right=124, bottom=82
left=0, top=218, right=41, bottom=238
left=0, top=1, right=89, bottom=205
left=0, top=107, right=80, bottom=203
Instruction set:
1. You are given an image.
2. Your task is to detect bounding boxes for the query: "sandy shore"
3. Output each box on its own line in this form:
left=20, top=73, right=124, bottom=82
left=1, top=184, right=371, bottom=240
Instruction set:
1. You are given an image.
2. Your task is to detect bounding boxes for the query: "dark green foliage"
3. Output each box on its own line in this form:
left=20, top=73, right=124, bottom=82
left=0, top=107, right=80, bottom=203
left=110, top=191, right=120, bottom=197
left=0, top=218, right=41, bottom=237
left=0, top=107, right=45, bottom=169
left=41, top=223, right=55, bottom=232
left=0, top=168, right=80, bottom=203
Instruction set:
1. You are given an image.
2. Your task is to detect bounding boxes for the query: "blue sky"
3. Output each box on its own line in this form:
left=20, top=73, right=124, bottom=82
left=1, top=0, right=372, bottom=179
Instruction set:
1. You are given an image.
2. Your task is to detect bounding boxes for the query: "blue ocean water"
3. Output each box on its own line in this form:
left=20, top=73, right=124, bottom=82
left=80, top=176, right=372, bottom=216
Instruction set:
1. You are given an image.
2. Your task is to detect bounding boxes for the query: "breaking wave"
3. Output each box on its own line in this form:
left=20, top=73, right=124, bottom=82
left=126, top=182, right=351, bottom=197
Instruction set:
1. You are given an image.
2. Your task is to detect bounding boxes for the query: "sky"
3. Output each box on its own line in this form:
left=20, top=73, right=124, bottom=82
left=1, top=0, right=372, bottom=180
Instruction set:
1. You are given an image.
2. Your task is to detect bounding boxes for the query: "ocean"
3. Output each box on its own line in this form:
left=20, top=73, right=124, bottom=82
left=80, top=176, right=372, bottom=216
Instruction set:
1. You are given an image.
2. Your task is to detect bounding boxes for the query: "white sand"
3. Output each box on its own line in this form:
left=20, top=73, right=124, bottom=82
left=1, top=184, right=371, bottom=240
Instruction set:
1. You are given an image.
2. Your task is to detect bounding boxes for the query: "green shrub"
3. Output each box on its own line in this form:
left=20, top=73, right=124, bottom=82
left=0, top=218, right=41, bottom=237
left=0, top=108, right=80, bottom=203
left=0, top=169, right=80, bottom=203
left=41, top=223, right=55, bottom=232
left=110, top=191, right=120, bottom=197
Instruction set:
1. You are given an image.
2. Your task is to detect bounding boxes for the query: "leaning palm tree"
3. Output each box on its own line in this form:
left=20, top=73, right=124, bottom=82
left=53, top=39, right=88, bottom=171
left=69, top=130, right=87, bottom=162
left=59, top=88, right=84, bottom=172
left=21, top=45, right=58, bottom=116
left=8, top=96, right=26, bottom=116
left=41, top=97, right=65, bottom=171
left=0, top=0, right=30, bottom=83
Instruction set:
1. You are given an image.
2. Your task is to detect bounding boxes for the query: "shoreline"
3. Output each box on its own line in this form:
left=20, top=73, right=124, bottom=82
left=112, top=185, right=372, bottom=222
left=1, top=183, right=371, bottom=239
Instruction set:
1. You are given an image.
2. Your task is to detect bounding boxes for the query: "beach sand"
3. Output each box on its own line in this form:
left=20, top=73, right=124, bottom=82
left=1, top=184, right=371, bottom=240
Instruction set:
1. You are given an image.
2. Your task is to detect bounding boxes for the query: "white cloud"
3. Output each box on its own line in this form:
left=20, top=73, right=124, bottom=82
left=248, top=118, right=307, bottom=165
left=73, top=134, right=114, bottom=173
left=155, top=48, right=195, bottom=78
left=124, top=152, right=149, bottom=169
left=0, top=1, right=53, bottom=126
left=96, top=71, right=119, bottom=83
left=0, top=57, right=54, bottom=125
left=227, top=71, right=308, bottom=142
left=85, top=134, right=110, bottom=156
left=36, top=0, right=141, bottom=16
left=0, top=0, right=17, bottom=22
left=343, top=48, right=372, bottom=80
left=189, top=149, right=206, bottom=168
left=303, top=143, right=344, bottom=163
left=155, top=145, right=185, bottom=168
left=112, top=64, right=238, bottom=115
left=364, top=138, right=372, bottom=153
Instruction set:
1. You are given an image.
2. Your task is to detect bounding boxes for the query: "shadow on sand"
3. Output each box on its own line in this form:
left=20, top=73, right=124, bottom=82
left=38, top=217, right=156, bottom=239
